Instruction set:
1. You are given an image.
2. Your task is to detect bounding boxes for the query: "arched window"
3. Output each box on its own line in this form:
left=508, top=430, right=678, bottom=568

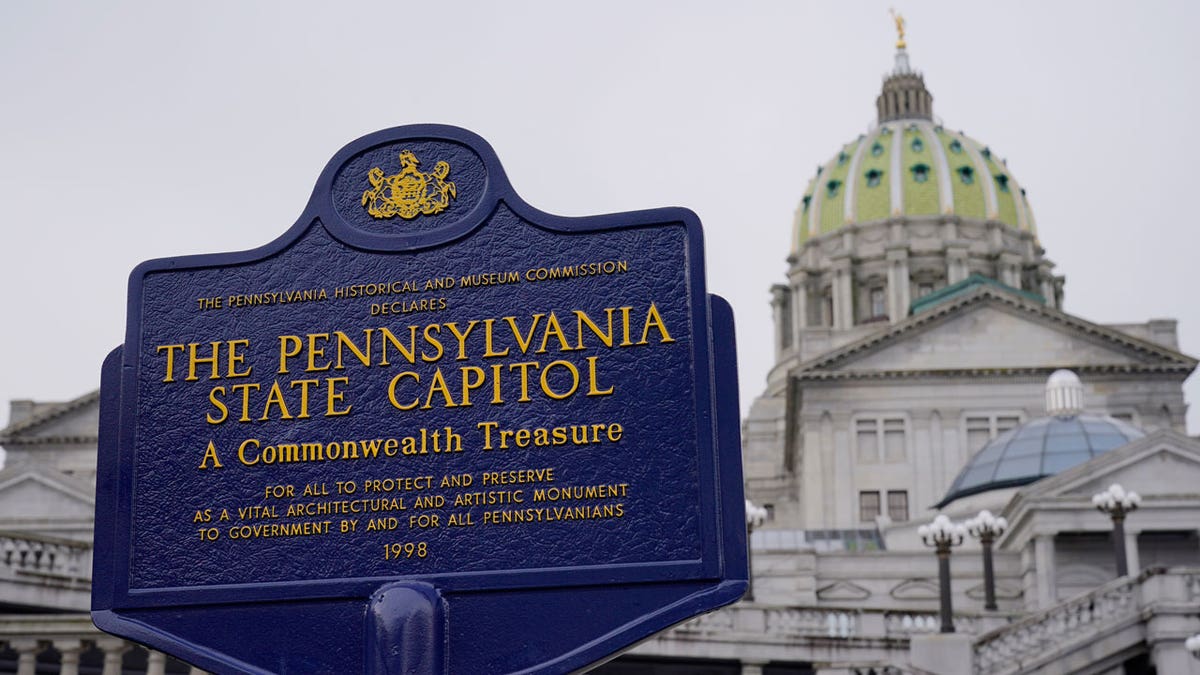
left=994, top=174, right=1010, bottom=192
left=949, top=139, right=963, bottom=154
left=910, top=163, right=930, bottom=183
left=865, top=169, right=884, bottom=188
left=910, top=137, right=924, bottom=153
left=802, top=195, right=812, bottom=211
left=957, top=166, right=975, bottom=185
left=826, top=179, right=842, bottom=197
left=871, top=142, right=884, bottom=157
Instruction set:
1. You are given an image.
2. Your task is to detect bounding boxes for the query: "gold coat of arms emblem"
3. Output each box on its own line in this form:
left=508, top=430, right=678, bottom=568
left=361, top=150, right=457, bottom=220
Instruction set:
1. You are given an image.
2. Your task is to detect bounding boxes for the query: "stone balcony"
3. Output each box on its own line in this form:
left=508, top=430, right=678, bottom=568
left=0, top=532, right=91, bottom=613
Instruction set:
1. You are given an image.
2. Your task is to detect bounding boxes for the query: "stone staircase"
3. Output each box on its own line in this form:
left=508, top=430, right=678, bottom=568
left=972, top=567, right=1200, bottom=674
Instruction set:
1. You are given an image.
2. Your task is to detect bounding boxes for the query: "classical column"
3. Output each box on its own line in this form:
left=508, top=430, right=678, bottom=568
left=886, top=245, right=910, bottom=323
left=1125, top=530, right=1141, bottom=576
left=54, top=639, right=85, bottom=675
left=1034, top=534, right=1056, bottom=607
left=1039, top=264, right=1056, bottom=306
left=10, top=639, right=40, bottom=675
left=147, top=650, right=169, bottom=675
left=770, top=284, right=790, bottom=360
left=831, top=255, right=854, bottom=329
left=945, top=244, right=969, bottom=285
left=790, top=270, right=809, bottom=342
left=97, top=637, right=131, bottom=675
left=999, top=252, right=1022, bottom=289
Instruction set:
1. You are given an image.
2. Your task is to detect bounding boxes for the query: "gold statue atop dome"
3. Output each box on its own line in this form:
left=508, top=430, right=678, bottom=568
left=890, top=8, right=906, bottom=49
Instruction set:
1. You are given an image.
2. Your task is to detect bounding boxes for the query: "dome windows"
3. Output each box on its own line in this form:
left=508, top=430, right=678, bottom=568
left=949, top=139, right=963, bottom=154
left=910, top=137, right=924, bottom=153
left=994, top=174, right=1010, bottom=192
left=802, top=195, right=812, bottom=211
left=909, top=163, right=930, bottom=183
left=871, top=142, right=885, bottom=157
left=837, top=151, right=850, bottom=165
left=981, top=147, right=992, bottom=159
left=865, top=169, right=884, bottom=188
left=826, top=179, right=843, bottom=197
left=957, top=165, right=975, bottom=185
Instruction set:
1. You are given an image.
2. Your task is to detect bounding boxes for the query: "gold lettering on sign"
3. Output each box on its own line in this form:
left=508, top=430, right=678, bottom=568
left=361, top=150, right=457, bottom=220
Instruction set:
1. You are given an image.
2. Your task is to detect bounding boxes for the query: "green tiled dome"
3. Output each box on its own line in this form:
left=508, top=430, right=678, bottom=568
left=792, top=123, right=1037, bottom=251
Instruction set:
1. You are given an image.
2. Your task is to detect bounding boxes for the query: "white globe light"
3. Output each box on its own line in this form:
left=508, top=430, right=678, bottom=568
left=1187, top=633, right=1200, bottom=654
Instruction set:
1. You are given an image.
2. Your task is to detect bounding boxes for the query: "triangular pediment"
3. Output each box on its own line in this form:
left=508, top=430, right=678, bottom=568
left=0, top=466, right=95, bottom=524
left=890, top=578, right=939, bottom=600
left=795, top=286, right=1195, bottom=378
left=965, top=582, right=1022, bottom=601
left=816, top=580, right=872, bottom=601
left=0, top=390, right=100, bottom=446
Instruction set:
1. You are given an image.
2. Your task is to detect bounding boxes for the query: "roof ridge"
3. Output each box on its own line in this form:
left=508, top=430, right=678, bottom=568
left=0, top=389, right=101, bottom=442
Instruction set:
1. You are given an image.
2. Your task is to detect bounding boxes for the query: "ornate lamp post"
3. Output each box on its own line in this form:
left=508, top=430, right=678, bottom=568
left=966, top=510, right=1008, bottom=611
left=745, top=500, right=768, bottom=600
left=919, top=514, right=966, bottom=633
left=1091, top=483, right=1141, bottom=577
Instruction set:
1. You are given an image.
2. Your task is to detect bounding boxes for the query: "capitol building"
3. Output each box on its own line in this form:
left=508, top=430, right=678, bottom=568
left=2, top=29, right=1200, bottom=675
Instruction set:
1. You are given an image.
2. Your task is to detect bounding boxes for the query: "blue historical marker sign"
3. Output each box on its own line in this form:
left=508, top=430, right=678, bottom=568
left=93, top=125, right=747, bottom=674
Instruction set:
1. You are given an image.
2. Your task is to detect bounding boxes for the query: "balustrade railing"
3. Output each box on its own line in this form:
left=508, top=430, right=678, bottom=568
left=974, top=574, right=1138, bottom=673
left=674, top=605, right=988, bottom=642
left=0, top=532, right=91, bottom=580
left=766, top=608, right=860, bottom=638
left=884, top=610, right=978, bottom=636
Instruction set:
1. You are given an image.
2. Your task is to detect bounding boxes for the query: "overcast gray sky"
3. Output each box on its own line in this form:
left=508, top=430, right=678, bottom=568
left=2, top=1, right=1197, bottom=434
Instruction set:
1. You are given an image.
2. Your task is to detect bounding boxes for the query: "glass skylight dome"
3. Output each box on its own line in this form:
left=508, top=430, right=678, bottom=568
left=936, top=371, right=1145, bottom=507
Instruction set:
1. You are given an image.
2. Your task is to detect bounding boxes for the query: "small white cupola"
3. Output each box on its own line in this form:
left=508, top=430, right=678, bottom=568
left=1045, top=369, right=1084, bottom=418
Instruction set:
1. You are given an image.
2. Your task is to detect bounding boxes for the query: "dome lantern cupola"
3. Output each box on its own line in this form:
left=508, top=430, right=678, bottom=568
left=1045, top=369, right=1085, bottom=417
left=877, top=11, right=933, bottom=123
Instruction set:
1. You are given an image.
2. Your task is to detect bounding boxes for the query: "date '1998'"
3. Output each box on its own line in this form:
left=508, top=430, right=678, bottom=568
left=384, top=542, right=428, bottom=560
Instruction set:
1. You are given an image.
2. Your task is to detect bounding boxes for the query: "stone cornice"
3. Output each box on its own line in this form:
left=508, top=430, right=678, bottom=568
left=791, top=284, right=1197, bottom=375
left=795, top=363, right=1195, bottom=383
left=0, top=435, right=100, bottom=446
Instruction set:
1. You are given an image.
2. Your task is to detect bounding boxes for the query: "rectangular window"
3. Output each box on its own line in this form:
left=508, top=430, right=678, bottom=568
left=856, top=417, right=906, bottom=463
left=883, top=419, right=906, bottom=461
left=870, top=287, right=886, bottom=318
left=996, top=416, right=1020, bottom=434
left=887, top=491, right=909, bottom=522
left=859, top=491, right=881, bottom=523
left=966, top=416, right=993, bottom=454
left=966, top=414, right=1024, bottom=454
left=856, top=419, right=879, bottom=463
